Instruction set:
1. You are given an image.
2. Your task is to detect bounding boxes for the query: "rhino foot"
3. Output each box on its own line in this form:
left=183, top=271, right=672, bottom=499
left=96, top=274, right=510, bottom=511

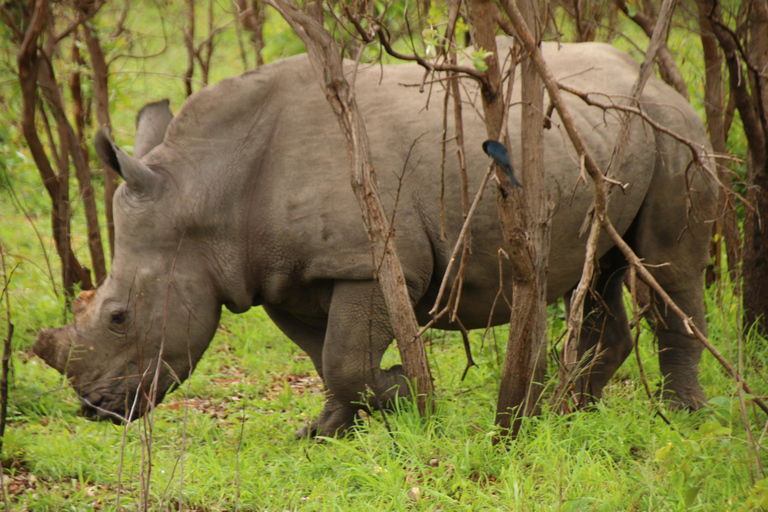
left=658, top=385, right=707, bottom=411
left=295, top=399, right=361, bottom=439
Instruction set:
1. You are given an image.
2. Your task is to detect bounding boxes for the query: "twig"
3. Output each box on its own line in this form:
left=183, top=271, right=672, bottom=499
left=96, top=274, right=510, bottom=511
left=629, top=266, right=653, bottom=401
left=235, top=399, right=247, bottom=512
left=604, top=220, right=768, bottom=416
left=0, top=241, right=13, bottom=512
left=429, top=166, right=493, bottom=316
left=456, top=319, right=477, bottom=381
left=555, top=83, right=746, bottom=208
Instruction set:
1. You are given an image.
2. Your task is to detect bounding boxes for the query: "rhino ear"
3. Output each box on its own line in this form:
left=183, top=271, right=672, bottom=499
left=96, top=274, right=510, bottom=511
left=95, top=128, right=161, bottom=196
left=134, top=99, right=173, bottom=159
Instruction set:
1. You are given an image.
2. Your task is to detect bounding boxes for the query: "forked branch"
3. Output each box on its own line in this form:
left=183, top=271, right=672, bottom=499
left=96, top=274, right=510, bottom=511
left=259, top=0, right=435, bottom=413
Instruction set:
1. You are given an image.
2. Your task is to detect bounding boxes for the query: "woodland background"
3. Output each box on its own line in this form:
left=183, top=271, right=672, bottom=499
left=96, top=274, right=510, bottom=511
left=0, top=0, right=766, bottom=510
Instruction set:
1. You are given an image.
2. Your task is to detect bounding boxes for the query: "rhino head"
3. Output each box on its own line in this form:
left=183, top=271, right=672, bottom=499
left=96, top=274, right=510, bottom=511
left=34, top=101, right=224, bottom=421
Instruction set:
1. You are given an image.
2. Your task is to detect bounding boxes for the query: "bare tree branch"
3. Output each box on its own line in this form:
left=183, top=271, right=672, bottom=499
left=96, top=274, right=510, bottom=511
left=503, top=0, right=768, bottom=417
left=259, top=0, right=435, bottom=413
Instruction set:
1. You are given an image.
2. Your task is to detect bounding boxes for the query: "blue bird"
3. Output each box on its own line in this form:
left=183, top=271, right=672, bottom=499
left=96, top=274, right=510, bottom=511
left=482, top=140, right=522, bottom=188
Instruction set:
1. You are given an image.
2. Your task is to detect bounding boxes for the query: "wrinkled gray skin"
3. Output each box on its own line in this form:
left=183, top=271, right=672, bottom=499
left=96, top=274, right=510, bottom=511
left=35, top=40, right=717, bottom=436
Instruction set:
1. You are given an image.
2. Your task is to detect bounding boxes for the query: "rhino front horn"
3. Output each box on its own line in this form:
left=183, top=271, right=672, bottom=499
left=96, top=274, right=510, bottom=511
left=95, top=128, right=162, bottom=196
left=33, top=327, right=72, bottom=374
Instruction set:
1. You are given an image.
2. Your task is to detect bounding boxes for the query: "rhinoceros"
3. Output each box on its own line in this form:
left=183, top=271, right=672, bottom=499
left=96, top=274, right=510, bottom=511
left=34, top=39, right=716, bottom=437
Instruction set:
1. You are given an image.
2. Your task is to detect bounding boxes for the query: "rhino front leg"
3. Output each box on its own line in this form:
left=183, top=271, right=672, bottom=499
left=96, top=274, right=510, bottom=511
left=263, top=305, right=326, bottom=379
left=309, top=280, right=410, bottom=437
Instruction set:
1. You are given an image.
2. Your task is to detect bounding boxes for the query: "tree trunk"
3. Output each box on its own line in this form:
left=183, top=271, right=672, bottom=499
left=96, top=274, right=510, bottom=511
left=38, top=57, right=107, bottom=286
left=745, top=0, right=768, bottom=334
left=491, top=0, right=550, bottom=440
left=261, top=0, right=435, bottom=413
left=69, top=32, right=86, bottom=143
left=570, top=0, right=597, bottom=42
left=696, top=0, right=739, bottom=284
left=252, top=0, right=266, bottom=66
left=84, top=22, right=118, bottom=259
left=707, top=0, right=768, bottom=335
left=468, top=0, right=504, bottom=136
left=16, top=0, right=93, bottom=297
left=237, top=0, right=266, bottom=66
left=184, top=0, right=196, bottom=97
left=200, top=0, right=215, bottom=85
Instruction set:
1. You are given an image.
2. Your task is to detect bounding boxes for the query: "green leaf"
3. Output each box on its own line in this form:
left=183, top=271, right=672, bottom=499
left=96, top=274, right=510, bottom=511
left=684, top=485, right=700, bottom=507
left=655, top=443, right=673, bottom=460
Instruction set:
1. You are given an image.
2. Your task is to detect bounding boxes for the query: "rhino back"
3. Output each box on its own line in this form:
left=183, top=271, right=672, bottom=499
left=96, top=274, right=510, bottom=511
left=143, top=41, right=708, bottom=319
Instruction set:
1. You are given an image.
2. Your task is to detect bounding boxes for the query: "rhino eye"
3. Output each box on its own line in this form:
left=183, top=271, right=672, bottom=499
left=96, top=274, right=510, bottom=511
left=110, top=311, right=126, bottom=325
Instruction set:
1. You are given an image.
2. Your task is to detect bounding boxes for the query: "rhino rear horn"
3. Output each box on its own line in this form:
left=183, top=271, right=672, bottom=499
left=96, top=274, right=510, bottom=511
left=95, top=128, right=161, bottom=196
left=134, top=99, right=173, bottom=159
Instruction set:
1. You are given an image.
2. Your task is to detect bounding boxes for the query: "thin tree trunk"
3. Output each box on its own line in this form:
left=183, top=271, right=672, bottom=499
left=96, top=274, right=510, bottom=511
left=468, top=0, right=504, bottom=136
left=745, top=0, right=768, bottom=334
left=0, top=244, right=14, bottom=462
left=70, top=31, right=86, bottom=143
left=200, top=0, right=214, bottom=85
left=697, top=0, right=739, bottom=284
left=236, top=0, right=266, bottom=67
left=39, top=58, right=107, bottom=285
left=493, top=0, right=550, bottom=440
left=184, top=0, right=196, bottom=97
left=260, top=0, right=435, bottom=413
left=84, top=22, right=117, bottom=259
left=707, top=0, right=768, bottom=335
left=16, top=0, right=92, bottom=296
left=307, top=0, right=323, bottom=24
left=570, top=0, right=597, bottom=42
left=252, top=0, right=265, bottom=66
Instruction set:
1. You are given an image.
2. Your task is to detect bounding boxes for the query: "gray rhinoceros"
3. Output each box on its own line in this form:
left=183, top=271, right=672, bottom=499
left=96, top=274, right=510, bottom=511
left=34, top=40, right=716, bottom=437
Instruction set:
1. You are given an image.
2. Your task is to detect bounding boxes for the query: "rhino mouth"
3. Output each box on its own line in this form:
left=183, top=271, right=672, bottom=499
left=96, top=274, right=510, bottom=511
left=79, top=391, right=137, bottom=423
left=78, top=377, right=173, bottom=424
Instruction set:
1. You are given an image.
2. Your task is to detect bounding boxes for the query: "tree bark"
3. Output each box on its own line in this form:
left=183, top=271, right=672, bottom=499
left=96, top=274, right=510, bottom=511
left=38, top=55, right=107, bottom=286
left=697, top=0, right=739, bottom=284
left=83, top=22, right=118, bottom=259
left=707, top=0, right=768, bottom=335
left=16, top=0, right=93, bottom=296
left=260, top=0, right=434, bottom=413
left=468, top=0, right=504, bottom=136
left=745, top=1, right=768, bottom=334
left=184, top=0, right=196, bottom=97
left=490, top=0, right=550, bottom=440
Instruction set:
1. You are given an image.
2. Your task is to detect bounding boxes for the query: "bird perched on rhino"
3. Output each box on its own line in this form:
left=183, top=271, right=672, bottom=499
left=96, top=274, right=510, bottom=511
left=482, top=140, right=522, bottom=188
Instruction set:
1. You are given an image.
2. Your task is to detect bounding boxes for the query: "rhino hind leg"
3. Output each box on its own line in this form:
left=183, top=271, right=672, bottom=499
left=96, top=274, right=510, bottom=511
left=629, top=176, right=712, bottom=410
left=641, top=247, right=708, bottom=410
left=568, top=247, right=634, bottom=406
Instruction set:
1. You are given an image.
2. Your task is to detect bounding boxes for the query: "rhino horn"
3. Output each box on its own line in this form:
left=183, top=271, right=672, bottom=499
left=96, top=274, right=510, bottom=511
left=134, top=99, right=173, bottom=159
left=95, top=128, right=161, bottom=195
left=33, top=327, right=72, bottom=374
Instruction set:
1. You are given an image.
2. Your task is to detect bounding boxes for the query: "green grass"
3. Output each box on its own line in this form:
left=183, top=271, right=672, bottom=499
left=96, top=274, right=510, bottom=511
left=1, top=210, right=766, bottom=510
left=0, top=3, right=766, bottom=511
